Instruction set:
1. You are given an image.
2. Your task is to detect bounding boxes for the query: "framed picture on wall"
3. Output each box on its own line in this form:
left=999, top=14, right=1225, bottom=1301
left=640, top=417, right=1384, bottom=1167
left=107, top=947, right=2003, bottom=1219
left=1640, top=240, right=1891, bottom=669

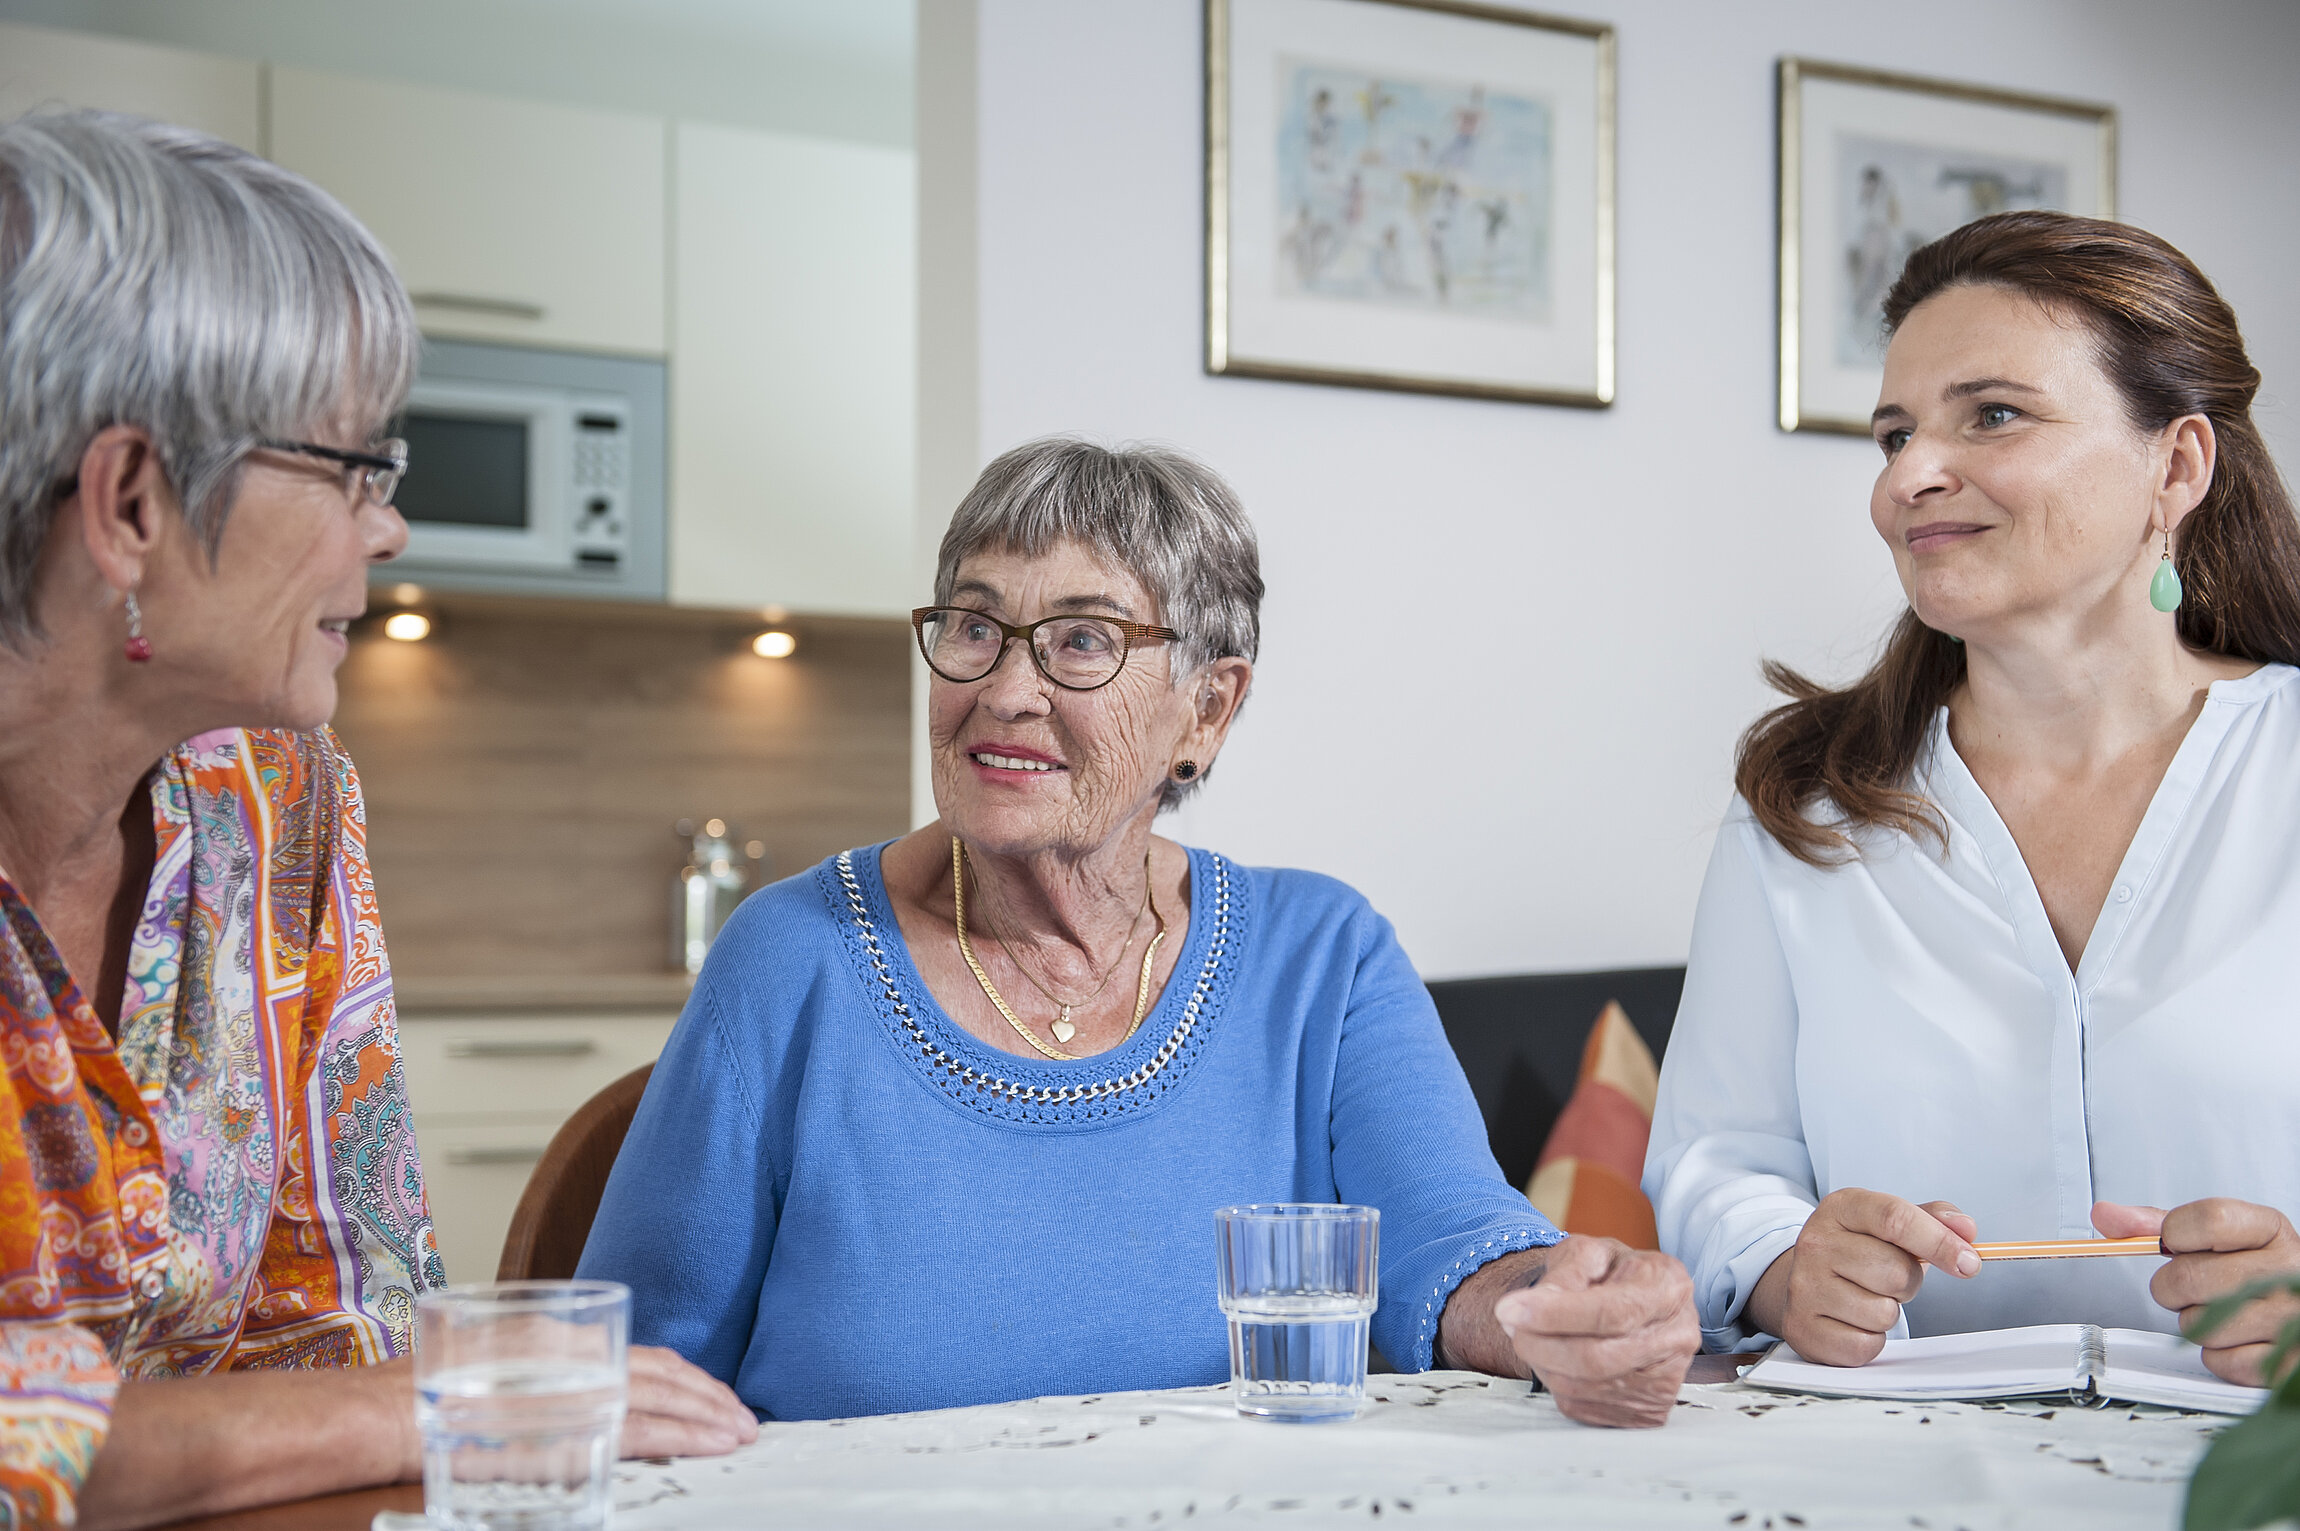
left=1779, top=58, right=2116, bottom=434
left=1205, top=0, right=1616, bottom=407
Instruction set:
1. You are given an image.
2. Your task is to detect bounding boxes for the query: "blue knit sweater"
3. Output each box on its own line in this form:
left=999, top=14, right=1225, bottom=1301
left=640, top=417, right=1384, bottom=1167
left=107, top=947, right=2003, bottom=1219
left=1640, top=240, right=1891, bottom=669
left=577, top=842, right=1558, bottom=1420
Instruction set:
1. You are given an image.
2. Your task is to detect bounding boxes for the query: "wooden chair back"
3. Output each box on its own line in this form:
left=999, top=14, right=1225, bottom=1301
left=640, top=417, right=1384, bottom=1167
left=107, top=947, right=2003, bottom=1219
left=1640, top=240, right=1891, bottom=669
left=495, top=1063, right=654, bottom=1281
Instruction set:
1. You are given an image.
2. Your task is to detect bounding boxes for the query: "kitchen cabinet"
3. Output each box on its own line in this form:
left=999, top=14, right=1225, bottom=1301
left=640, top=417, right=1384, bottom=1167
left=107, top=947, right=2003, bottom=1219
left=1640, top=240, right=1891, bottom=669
left=399, top=1011, right=677, bottom=1282
left=0, top=20, right=260, bottom=150
left=270, top=67, right=667, bottom=357
left=11, top=29, right=918, bottom=617
left=669, top=122, right=917, bottom=616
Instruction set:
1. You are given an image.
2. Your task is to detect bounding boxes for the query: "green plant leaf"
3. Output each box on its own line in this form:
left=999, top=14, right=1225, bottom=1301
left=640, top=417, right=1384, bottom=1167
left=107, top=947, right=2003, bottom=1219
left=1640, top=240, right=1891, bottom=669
left=2184, top=1405, right=2300, bottom=1531
left=2183, top=1273, right=2300, bottom=1531
left=2272, top=1313, right=2300, bottom=1406
left=2185, top=1274, right=2300, bottom=1348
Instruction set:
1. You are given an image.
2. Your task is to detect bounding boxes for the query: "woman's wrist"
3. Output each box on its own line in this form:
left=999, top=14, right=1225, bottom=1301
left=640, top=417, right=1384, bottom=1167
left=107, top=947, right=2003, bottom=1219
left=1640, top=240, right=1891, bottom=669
left=363, top=1356, right=423, bottom=1483
left=1744, top=1246, right=1794, bottom=1341
left=1436, top=1247, right=1548, bottom=1376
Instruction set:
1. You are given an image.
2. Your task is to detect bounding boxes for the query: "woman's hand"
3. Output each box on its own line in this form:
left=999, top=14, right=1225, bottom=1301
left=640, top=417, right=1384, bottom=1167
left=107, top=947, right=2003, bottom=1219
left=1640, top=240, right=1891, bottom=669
left=2094, top=1199, right=2300, bottom=1387
left=1747, top=1190, right=1980, bottom=1367
left=622, top=1345, right=759, bottom=1457
left=1487, top=1237, right=1699, bottom=1428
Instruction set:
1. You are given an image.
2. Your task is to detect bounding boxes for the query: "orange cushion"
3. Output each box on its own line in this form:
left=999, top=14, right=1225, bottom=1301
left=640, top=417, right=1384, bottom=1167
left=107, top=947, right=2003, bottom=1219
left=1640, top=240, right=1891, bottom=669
left=1523, top=1000, right=1661, bottom=1249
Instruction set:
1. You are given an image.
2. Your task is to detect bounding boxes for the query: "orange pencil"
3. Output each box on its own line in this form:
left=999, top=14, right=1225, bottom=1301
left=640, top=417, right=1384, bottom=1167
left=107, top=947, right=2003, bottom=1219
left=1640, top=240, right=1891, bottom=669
left=1972, top=1236, right=2167, bottom=1261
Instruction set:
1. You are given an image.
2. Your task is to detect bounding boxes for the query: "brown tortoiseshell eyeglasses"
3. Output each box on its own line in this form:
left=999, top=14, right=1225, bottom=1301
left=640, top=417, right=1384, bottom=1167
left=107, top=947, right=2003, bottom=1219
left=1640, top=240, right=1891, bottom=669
left=911, top=606, right=1181, bottom=692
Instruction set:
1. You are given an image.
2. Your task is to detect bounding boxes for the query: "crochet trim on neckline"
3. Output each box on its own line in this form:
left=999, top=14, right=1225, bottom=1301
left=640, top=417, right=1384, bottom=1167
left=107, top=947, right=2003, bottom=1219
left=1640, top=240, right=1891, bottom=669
left=830, top=847, right=1235, bottom=1126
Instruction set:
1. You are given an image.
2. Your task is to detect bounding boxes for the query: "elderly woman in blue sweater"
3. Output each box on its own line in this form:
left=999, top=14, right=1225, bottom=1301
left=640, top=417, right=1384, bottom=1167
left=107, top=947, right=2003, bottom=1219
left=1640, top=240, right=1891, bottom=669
left=579, top=437, right=1697, bottom=1426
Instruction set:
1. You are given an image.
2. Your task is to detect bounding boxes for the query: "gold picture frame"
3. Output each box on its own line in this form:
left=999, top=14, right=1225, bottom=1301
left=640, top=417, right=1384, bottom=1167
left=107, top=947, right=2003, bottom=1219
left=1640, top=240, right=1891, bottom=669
left=1206, top=0, right=1616, bottom=407
left=1778, top=57, right=2116, bottom=435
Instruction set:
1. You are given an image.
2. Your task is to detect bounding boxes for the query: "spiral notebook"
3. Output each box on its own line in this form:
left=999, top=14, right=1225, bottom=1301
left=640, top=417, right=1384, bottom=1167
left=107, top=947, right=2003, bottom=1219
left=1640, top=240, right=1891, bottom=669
left=1742, top=1325, right=2268, bottom=1414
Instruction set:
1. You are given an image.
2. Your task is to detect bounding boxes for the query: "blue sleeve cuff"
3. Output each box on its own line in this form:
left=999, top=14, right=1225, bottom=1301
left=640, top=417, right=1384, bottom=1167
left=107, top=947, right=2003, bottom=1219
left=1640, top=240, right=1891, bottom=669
left=1398, top=1221, right=1564, bottom=1373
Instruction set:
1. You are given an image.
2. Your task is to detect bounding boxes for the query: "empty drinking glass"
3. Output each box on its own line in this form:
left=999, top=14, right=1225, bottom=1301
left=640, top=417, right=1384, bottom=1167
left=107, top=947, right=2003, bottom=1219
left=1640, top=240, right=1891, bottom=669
left=416, top=1280, right=630, bottom=1531
left=1215, top=1204, right=1380, bottom=1422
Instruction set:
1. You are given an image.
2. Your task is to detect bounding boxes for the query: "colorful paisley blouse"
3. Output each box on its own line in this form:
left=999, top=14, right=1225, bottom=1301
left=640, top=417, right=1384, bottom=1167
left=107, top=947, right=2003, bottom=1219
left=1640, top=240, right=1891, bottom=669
left=0, top=727, right=443, bottom=1526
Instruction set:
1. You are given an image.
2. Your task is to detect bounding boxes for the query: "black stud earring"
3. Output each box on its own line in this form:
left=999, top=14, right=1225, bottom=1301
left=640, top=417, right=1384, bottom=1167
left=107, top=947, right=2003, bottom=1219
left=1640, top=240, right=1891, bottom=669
left=1173, top=760, right=1199, bottom=781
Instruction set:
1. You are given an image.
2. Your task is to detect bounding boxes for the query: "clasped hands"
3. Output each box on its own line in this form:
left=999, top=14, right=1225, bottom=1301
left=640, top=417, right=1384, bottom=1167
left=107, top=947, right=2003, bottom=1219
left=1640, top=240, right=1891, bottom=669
left=1748, top=1188, right=2300, bottom=1386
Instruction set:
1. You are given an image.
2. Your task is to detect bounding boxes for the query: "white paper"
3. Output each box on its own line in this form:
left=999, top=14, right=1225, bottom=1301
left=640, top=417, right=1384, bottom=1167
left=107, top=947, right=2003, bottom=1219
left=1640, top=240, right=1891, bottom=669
left=2098, top=1328, right=2272, bottom=1414
left=1745, top=1324, right=2270, bottom=1415
left=1748, top=1324, right=2091, bottom=1402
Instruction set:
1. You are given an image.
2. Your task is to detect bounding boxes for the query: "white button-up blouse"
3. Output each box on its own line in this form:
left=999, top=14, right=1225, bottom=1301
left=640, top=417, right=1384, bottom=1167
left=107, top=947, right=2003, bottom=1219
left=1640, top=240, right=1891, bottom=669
left=1645, top=663, right=2300, bottom=1352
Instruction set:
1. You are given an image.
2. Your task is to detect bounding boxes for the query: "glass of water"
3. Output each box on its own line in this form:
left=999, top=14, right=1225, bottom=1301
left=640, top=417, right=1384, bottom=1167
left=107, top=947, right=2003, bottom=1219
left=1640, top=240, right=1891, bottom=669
left=1215, top=1203, right=1379, bottom=1422
left=416, top=1280, right=630, bottom=1531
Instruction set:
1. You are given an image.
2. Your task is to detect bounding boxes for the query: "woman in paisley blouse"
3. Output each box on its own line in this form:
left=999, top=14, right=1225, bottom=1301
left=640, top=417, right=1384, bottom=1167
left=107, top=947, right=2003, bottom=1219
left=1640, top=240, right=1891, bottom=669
left=581, top=437, right=1700, bottom=1428
left=0, top=111, right=753, bottom=1527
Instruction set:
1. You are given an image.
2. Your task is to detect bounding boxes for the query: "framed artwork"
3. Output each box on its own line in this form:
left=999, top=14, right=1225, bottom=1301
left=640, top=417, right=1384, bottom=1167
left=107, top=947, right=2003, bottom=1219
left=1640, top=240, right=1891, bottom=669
left=1206, top=0, right=1616, bottom=407
left=1778, top=57, right=2116, bottom=434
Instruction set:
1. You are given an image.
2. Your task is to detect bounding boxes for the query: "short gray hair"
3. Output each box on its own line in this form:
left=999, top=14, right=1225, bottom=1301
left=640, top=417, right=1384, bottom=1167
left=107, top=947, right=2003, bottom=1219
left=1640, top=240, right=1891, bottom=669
left=935, top=436, right=1265, bottom=809
left=0, top=109, right=417, bottom=643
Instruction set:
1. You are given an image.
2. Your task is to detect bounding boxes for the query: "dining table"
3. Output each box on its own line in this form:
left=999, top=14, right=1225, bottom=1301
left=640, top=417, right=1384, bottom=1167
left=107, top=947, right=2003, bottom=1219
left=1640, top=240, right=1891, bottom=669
left=166, top=1353, right=2225, bottom=1530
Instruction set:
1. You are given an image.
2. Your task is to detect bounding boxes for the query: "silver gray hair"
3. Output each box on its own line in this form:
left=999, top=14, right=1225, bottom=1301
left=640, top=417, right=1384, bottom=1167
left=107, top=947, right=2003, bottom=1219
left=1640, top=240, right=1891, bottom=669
left=934, top=436, right=1265, bottom=810
left=0, top=109, right=418, bottom=644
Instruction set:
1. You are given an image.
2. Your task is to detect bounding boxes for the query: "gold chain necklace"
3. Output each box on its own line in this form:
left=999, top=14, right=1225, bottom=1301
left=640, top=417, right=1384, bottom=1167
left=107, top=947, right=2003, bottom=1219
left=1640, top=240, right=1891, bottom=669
left=951, top=836, right=1167, bottom=1061
left=975, top=874, right=1145, bottom=1036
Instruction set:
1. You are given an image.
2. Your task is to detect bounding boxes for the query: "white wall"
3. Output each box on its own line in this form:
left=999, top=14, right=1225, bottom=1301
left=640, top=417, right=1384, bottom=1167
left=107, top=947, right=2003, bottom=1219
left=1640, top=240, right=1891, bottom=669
left=920, top=0, right=2300, bottom=980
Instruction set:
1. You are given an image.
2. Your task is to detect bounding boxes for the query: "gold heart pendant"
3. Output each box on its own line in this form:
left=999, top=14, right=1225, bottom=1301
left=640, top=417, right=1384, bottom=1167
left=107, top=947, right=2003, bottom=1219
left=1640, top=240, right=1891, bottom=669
left=1050, top=1016, right=1077, bottom=1044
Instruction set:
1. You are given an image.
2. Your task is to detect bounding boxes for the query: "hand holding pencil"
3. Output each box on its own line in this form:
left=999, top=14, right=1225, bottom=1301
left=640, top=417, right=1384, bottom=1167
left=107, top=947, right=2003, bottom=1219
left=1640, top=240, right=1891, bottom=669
left=2093, top=1198, right=2300, bottom=1388
left=1749, top=1189, right=2300, bottom=1380
left=1743, top=1188, right=1983, bottom=1368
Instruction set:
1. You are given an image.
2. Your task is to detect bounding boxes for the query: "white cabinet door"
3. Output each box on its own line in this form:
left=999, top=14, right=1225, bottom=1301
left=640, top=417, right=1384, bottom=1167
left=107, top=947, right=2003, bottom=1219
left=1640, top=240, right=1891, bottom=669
left=400, top=1012, right=676, bottom=1283
left=670, top=122, right=916, bottom=615
left=399, top=1013, right=677, bottom=1121
left=418, top=1121, right=564, bottom=1284
left=270, top=68, right=666, bottom=356
left=0, top=20, right=259, bottom=149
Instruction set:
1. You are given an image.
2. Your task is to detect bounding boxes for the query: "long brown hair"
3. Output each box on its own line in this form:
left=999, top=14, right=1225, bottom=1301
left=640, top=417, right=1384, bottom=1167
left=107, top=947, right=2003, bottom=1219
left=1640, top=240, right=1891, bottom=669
left=1738, top=211, right=2300, bottom=864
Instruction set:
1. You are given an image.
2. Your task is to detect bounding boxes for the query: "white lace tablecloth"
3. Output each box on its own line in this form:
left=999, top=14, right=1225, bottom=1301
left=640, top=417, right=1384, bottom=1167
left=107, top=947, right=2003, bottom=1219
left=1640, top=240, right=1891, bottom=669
left=604, top=1371, right=2224, bottom=1529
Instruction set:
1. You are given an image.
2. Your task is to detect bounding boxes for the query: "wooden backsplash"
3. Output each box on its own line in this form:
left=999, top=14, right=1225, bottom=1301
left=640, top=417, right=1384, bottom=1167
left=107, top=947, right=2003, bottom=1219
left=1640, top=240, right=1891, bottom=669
left=330, top=596, right=910, bottom=990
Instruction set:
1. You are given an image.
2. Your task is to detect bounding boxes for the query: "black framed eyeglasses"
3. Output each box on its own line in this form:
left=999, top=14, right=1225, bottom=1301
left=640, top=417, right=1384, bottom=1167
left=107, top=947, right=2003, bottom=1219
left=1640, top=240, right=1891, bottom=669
left=258, top=437, right=408, bottom=508
left=912, top=605, right=1181, bottom=692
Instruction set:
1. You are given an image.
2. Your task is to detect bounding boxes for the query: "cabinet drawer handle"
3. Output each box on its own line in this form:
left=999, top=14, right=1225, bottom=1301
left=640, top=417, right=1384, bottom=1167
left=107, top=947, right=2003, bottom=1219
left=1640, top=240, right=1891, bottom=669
left=445, top=1145, right=548, bottom=1166
left=445, top=1039, right=598, bottom=1059
left=410, top=291, right=547, bottom=321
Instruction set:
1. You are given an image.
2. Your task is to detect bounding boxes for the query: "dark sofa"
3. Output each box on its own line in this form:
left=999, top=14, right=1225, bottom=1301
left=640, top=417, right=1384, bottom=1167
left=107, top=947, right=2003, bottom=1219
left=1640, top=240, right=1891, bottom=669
left=1426, top=966, right=1687, bottom=1191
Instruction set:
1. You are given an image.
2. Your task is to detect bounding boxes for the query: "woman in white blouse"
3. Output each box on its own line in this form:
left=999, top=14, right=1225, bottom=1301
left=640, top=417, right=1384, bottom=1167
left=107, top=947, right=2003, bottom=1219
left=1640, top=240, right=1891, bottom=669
left=1645, top=211, right=2300, bottom=1387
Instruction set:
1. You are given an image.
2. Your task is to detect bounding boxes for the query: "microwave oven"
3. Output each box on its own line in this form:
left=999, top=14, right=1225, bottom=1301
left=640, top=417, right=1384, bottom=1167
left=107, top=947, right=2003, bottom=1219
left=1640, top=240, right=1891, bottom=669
left=384, top=339, right=666, bottom=601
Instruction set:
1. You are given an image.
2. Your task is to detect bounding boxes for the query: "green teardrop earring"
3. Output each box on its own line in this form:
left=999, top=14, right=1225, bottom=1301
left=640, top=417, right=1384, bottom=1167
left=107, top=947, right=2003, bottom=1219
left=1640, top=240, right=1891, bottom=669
left=2149, top=526, right=2184, bottom=614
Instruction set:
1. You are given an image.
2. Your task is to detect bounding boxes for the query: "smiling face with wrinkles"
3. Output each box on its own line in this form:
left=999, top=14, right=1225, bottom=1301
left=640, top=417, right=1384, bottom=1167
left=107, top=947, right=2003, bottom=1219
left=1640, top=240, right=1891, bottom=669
left=132, top=435, right=408, bottom=734
left=927, top=540, right=1201, bottom=860
left=1869, top=282, right=2183, bottom=645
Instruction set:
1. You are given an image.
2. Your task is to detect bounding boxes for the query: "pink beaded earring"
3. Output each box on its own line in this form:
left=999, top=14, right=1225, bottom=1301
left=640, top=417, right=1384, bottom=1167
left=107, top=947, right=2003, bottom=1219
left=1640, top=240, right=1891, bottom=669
left=123, top=590, right=152, bottom=662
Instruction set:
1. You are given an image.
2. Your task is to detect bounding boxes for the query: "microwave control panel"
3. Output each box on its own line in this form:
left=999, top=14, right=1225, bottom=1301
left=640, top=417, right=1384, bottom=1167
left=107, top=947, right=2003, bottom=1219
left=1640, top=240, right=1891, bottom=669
left=569, top=404, right=632, bottom=570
